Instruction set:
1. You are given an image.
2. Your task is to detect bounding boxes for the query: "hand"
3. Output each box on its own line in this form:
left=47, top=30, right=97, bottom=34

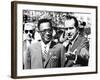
left=65, top=49, right=77, bottom=60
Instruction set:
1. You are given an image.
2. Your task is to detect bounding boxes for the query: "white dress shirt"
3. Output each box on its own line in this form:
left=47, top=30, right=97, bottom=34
left=41, top=41, right=51, bottom=55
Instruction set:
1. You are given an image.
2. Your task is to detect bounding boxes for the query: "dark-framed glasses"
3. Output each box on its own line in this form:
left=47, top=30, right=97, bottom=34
left=39, top=29, right=53, bottom=33
left=64, top=27, right=74, bottom=30
left=25, top=30, right=33, bottom=34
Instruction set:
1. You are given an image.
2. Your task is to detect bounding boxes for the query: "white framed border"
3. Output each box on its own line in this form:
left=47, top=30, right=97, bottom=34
left=12, top=1, right=97, bottom=78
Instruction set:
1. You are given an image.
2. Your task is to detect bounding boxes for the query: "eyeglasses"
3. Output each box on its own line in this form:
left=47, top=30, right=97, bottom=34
left=39, top=29, right=52, bottom=34
left=64, top=27, right=74, bottom=30
left=25, top=30, right=33, bottom=34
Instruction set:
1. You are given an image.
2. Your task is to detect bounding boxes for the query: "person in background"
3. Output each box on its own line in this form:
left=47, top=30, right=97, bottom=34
left=24, top=18, right=65, bottom=69
left=60, top=16, right=89, bottom=67
left=34, top=27, right=41, bottom=41
left=23, top=22, right=36, bottom=69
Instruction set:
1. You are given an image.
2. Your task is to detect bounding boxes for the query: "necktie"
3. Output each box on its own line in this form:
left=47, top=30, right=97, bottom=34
left=68, top=42, right=76, bottom=60
left=42, top=46, right=48, bottom=65
left=68, top=42, right=72, bottom=51
left=66, top=41, right=72, bottom=52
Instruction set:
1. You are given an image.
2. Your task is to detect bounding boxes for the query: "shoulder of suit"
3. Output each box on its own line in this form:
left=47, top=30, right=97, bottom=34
left=77, top=35, right=88, bottom=41
left=29, top=41, right=41, bottom=48
left=81, top=35, right=89, bottom=43
left=77, top=35, right=89, bottom=48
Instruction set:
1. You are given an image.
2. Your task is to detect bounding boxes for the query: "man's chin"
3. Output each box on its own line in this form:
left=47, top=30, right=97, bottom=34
left=45, top=39, right=51, bottom=42
left=45, top=38, right=51, bottom=42
left=68, top=37, right=73, bottom=40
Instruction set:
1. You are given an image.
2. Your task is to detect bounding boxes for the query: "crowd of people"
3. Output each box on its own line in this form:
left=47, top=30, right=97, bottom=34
left=22, top=10, right=90, bottom=69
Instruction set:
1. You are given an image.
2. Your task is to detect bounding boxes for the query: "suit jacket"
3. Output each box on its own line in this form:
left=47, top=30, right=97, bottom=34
left=64, top=35, right=89, bottom=67
left=24, top=41, right=65, bottom=69
left=23, top=39, right=36, bottom=69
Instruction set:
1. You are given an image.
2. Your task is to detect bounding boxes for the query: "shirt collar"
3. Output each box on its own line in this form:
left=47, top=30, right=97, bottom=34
left=41, top=41, right=51, bottom=48
left=63, top=32, right=79, bottom=47
left=41, top=40, right=52, bottom=53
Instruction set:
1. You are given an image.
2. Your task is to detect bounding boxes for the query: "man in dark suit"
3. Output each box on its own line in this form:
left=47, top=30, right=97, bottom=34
left=61, top=16, right=89, bottom=67
left=24, top=18, right=65, bottom=69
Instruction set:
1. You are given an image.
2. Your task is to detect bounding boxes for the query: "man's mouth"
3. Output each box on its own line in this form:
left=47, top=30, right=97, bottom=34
left=46, top=36, right=50, bottom=39
left=45, top=35, right=52, bottom=39
left=67, top=33, right=73, bottom=38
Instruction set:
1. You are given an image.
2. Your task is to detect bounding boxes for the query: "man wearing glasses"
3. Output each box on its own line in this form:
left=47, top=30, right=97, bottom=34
left=24, top=18, right=65, bottom=69
left=23, top=22, right=36, bottom=69
left=60, top=16, right=89, bottom=67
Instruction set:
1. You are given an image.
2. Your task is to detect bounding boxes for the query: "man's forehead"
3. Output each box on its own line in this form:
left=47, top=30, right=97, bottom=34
left=64, top=19, right=75, bottom=27
left=40, top=22, right=51, bottom=29
left=24, top=23, right=35, bottom=30
left=40, top=22, right=50, bottom=26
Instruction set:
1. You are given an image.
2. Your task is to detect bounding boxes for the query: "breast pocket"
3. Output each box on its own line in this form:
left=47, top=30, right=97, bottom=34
left=50, top=55, right=60, bottom=67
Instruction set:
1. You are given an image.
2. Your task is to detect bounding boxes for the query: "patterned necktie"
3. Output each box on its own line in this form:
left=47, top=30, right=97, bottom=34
left=42, top=46, right=48, bottom=65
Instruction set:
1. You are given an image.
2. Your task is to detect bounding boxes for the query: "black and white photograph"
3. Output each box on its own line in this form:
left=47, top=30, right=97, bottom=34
left=11, top=1, right=97, bottom=78
left=23, top=10, right=90, bottom=69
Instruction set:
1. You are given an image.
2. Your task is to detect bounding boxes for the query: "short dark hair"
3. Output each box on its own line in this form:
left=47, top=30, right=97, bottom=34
left=38, top=18, right=52, bottom=30
left=65, top=15, right=79, bottom=30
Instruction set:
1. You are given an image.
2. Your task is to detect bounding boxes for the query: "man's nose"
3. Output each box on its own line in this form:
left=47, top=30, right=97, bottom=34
left=28, top=33, right=32, bottom=37
left=67, top=29, right=71, bottom=33
left=45, top=31, right=50, bottom=35
left=68, top=32, right=71, bottom=36
left=27, top=31, right=32, bottom=34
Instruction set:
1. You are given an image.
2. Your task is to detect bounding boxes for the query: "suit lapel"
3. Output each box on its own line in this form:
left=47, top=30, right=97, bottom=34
left=70, top=35, right=83, bottom=52
left=35, top=42, right=43, bottom=68
left=44, top=49, right=53, bottom=68
left=44, top=41, right=56, bottom=68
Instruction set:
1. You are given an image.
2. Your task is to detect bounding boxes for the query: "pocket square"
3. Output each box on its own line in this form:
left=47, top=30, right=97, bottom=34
left=49, top=52, right=53, bottom=55
left=51, top=56, right=58, bottom=59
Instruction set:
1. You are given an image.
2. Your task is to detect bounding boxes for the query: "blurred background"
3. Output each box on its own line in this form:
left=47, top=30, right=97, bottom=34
left=23, top=10, right=91, bottom=42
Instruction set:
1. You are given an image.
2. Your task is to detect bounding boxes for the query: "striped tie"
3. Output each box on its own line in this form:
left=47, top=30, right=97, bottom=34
left=42, top=46, right=47, bottom=64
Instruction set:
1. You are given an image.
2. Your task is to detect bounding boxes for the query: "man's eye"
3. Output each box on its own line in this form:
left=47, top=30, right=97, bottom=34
left=48, top=29, right=52, bottom=32
left=65, top=28, right=68, bottom=30
left=69, top=27, right=74, bottom=29
left=43, top=30, right=47, bottom=32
